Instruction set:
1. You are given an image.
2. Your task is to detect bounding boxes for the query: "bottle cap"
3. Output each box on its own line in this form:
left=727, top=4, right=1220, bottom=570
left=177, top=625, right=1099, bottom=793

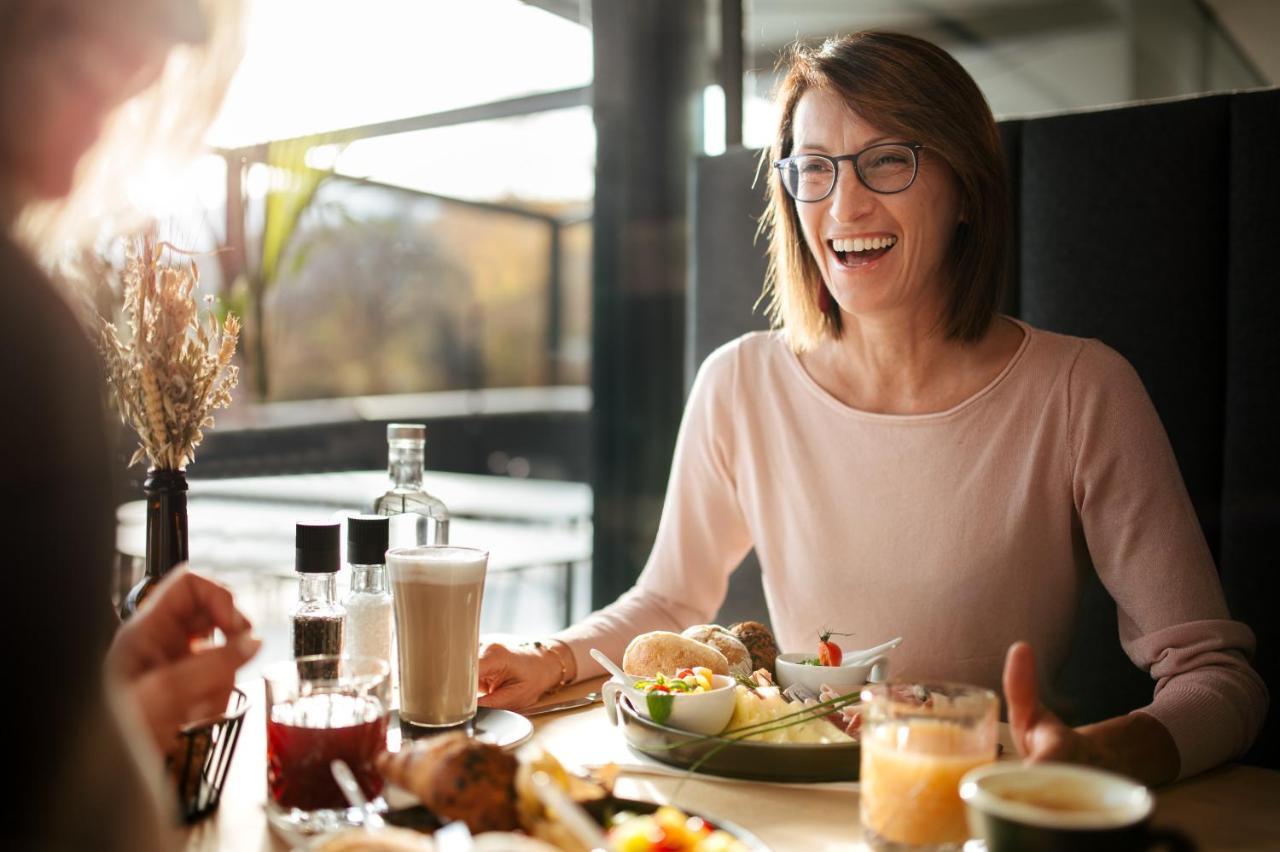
left=347, top=515, right=390, bottom=565
left=387, top=423, right=426, bottom=442
left=295, top=522, right=340, bottom=574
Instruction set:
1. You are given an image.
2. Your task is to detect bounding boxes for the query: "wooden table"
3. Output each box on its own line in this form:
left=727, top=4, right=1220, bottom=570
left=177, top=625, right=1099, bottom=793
left=183, top=677, right=1280, bottom=852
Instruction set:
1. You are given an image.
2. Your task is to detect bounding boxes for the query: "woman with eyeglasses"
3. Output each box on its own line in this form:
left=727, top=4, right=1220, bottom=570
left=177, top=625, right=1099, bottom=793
left=479, top=31, right=1266, bottom=786
left=2, top=1, right=256, bottom=848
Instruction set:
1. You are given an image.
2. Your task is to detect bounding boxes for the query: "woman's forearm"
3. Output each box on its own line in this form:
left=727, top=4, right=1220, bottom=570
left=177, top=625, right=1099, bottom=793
left=1078, top=711, right=1180, bottom=787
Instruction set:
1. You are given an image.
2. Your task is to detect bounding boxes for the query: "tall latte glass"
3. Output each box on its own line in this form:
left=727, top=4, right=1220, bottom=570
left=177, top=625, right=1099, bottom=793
left=387, top=545, right=488, bottom=728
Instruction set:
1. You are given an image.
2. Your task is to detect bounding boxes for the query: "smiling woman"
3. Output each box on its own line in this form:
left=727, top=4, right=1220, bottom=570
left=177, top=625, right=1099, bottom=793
left=762, top=31, right=1011, bottom=351
left=477, top=31, right=1267, bottom=792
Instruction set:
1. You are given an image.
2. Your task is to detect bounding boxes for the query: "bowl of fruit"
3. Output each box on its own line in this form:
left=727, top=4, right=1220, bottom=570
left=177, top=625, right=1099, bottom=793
left=603, top=667, right=737, bottom=736
left=775, top=631, right=900, bottom=695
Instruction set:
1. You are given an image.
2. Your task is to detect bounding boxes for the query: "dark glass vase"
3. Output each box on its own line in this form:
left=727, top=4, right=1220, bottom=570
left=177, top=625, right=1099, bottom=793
left=120, top=469, right=189, bottom=619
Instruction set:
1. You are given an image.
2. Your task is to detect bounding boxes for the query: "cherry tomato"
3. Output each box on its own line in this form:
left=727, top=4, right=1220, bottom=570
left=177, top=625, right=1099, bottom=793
left=818, top=640, right=841, bottom=667
left=818, top=628, right=853, bottom=666
left=677, top=668, right=695, bottom=679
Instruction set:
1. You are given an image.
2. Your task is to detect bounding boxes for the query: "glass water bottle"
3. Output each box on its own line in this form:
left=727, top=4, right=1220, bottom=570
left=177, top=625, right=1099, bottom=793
left=372, top=423, right=450, bottom=547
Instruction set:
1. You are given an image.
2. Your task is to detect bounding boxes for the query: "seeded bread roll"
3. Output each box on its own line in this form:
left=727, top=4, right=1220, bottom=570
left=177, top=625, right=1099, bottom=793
left=730, top=620, right=779, bottom=676
left=681, top=624, right=753, bottom=677
left=376, top=733, right=519, bottom=833
left=622, top=630, right=730, bottom=677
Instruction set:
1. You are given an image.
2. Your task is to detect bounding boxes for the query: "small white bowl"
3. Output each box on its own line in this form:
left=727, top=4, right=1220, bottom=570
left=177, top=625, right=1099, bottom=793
left=774, top=652, right=889, bottom=696
left=603, top=674, right=737, bottom=736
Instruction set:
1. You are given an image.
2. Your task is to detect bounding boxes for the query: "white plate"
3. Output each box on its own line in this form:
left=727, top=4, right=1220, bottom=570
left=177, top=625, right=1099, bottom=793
left=389, top=707, right=534, bottom=752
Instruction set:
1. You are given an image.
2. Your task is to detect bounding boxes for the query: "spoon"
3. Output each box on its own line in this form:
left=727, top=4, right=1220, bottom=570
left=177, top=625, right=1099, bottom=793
left=842, top=636, right=903, bottom=666
left=590, top=648, right=637, bottom=684
left=329, top=759, right=386, bottom=830
left=530, top=770, right=610, bottom=851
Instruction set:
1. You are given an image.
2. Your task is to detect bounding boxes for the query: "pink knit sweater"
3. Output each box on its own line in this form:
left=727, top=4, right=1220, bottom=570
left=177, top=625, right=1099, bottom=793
left=555, top=319, right=1267, bottom=778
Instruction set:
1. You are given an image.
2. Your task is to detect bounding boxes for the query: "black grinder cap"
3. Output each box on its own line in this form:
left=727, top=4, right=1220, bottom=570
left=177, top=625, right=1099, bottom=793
left=295, top=522, right=340, bottom=574
left=347, top=515, right=390, bottom=565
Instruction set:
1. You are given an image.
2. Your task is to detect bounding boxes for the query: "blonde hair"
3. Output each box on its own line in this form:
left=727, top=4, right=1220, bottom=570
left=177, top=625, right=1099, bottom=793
left=9, top=0, right=244, bottom=261
left=760, top=32, right=1011, bottom=352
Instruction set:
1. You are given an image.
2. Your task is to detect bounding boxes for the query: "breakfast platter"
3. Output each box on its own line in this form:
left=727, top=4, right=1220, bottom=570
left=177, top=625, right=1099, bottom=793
left=376, top=796, right=772, bottom=852
left=610, top=694, right=862, bottom=783
left=594, top=622, right=901, bottom=784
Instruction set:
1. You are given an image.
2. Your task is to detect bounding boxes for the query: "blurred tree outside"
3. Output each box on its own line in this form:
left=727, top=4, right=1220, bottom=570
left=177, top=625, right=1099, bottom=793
left=264, top=179, right=585, bottom=401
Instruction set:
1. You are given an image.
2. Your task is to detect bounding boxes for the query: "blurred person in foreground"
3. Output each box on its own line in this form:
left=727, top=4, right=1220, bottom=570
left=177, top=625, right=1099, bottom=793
left=478, top=32, right=1267, bottom=786
left=0, top=1, right=255, bottom=848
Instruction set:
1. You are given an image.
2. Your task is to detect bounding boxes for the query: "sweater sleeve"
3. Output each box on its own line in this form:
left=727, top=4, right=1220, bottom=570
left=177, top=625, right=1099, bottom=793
left=554, top=340, right=754, bottom=680
left=1068, top=340, right=1268, bottom=779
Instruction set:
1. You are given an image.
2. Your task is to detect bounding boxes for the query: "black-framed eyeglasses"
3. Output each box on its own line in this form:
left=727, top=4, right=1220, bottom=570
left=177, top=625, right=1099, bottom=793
left=773, top=142, right=925, bottom=201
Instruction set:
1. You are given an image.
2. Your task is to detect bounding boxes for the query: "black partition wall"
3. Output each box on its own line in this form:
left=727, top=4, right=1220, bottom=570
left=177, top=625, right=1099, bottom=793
left=687, top=88, right=1280, bottom=768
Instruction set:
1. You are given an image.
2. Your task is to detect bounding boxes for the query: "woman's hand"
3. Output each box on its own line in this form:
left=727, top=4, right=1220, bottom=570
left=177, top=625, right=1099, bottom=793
left=477, top=641, right=565, bottom=710
left=1002, top=641, right=1179, bottom=786
left=1002, top=641, right=1105, bottom=766
left=106, top=568, right=261, bottom=752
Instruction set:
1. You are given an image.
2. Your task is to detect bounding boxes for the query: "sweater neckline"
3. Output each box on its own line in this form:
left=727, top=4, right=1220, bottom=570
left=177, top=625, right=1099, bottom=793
left=781, top=316, right=1033, bottom=423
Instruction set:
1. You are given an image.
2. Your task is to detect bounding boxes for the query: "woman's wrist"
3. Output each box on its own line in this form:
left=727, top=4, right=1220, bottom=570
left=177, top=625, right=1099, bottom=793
left=523, top=639, right=577, bottom=693
left=1078, top=712, right=1180, bottom=786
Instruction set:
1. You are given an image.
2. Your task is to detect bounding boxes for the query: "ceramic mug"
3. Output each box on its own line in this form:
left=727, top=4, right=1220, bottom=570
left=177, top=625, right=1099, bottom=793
left=960, top=762, right=1194, bottom=852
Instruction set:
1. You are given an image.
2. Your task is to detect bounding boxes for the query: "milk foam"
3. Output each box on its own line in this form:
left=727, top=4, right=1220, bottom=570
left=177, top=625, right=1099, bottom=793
left=387, top=546, right=487, bottom=584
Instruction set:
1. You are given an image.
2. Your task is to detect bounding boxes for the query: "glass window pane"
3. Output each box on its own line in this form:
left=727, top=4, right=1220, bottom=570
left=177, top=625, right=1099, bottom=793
left=209, top=0, right=592, bottom=148
left=263, top=179, right=568, bottom=401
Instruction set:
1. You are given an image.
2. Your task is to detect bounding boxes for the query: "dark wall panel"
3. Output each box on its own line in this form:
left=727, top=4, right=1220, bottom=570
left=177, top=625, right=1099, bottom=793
left=1018, top=95, right=1229, bottom=557
left=687, top=147, right=771, bottom=388
left=1221, top=88, right=1280, bottom=769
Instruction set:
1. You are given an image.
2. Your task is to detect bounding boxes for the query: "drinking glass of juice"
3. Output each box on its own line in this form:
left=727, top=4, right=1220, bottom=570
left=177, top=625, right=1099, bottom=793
left=860, top=682, right=998, bottom=850
left=264, top=655, right=391, bottom=836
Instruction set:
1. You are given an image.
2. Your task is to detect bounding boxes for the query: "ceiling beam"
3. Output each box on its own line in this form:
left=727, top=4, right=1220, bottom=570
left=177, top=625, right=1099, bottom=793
left=226, top=86, right=592, bottom=159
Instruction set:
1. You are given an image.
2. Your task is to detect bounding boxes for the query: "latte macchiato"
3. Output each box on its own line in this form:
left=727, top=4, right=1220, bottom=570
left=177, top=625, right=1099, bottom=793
left=387, top=546, right=487, bottom=728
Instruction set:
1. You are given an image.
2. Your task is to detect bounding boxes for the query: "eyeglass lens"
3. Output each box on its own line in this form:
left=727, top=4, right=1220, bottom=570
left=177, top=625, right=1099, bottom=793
left=780, top=144, right=917, bottom=200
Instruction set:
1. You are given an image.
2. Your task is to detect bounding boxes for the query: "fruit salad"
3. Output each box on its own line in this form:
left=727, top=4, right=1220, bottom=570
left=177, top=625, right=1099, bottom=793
left=633, top=667, right=715, bottom=694
left=607, top=805, right=749, bottom=852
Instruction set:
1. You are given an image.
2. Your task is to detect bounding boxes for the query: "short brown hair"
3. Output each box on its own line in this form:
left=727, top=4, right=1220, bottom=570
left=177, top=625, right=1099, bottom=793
left=759, top=32, right=1010, bottom=350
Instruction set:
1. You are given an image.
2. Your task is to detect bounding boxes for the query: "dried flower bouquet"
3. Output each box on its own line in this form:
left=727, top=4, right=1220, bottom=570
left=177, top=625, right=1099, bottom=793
left=96, top=238, right=240, bottom=471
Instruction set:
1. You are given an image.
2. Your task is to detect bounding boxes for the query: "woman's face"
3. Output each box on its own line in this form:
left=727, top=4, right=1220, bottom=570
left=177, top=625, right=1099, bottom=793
left=0, top=4, right=172, bottom=200
left=790, top=87, right=963, bottom=326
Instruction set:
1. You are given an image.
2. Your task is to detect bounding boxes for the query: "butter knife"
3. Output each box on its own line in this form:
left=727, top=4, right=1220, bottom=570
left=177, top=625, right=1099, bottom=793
left=523, top=691, right=602, bottom=716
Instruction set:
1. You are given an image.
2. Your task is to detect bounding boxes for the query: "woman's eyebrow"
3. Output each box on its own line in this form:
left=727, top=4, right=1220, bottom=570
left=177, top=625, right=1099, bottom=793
left=792, top=134, right=896, bottom=153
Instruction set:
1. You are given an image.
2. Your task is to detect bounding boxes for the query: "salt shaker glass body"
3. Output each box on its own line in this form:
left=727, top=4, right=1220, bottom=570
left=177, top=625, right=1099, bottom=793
left=343, top=515, right=393, bottom=673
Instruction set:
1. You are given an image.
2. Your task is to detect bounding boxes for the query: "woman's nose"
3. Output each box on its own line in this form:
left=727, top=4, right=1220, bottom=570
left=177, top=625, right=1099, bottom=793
left=827, top=162, right=876, bottom=222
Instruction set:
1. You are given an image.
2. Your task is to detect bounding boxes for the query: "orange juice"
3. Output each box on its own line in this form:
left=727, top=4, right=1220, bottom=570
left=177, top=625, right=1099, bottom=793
left=860, top=717, right=996, bottom=846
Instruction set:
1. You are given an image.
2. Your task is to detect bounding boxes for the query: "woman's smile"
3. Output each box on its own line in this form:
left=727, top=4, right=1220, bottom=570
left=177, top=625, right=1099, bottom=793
left=827, top=234, right=898, bottom=270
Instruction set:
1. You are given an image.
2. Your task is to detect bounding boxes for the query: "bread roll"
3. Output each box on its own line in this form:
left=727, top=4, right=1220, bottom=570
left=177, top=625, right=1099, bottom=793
left=681, top=624, right=753, bottom=677
left=730, top=620, right=779, bottom=676
left=622, top=630, right=729, bottom=677
left=376, top=733, right=518, bottom=833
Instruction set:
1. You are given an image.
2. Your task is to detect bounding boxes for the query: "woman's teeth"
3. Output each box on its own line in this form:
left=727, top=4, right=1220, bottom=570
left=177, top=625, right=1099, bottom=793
left=831, top=235, right=897, bottom=253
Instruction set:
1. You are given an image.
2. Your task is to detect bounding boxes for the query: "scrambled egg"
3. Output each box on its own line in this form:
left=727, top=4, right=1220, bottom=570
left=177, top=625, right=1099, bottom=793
left=726, top=685, right=853, bottom=744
